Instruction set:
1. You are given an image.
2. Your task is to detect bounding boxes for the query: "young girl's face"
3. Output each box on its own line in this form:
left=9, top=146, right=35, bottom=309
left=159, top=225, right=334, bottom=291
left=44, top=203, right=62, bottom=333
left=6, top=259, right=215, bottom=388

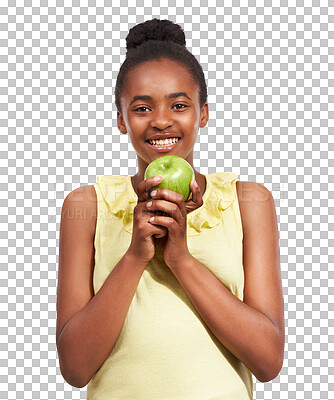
left=117, top=58, right=208, bottom=168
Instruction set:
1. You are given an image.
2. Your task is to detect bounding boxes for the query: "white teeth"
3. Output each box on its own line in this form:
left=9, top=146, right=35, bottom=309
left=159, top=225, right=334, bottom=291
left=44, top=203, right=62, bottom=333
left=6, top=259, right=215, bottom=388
left=148, top=137, right=180, bottom=146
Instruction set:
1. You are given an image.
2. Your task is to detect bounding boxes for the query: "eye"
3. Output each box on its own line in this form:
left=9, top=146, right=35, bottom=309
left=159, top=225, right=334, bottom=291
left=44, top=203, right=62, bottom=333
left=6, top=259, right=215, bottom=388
left=134, top=106, right=150, bottom=112
left=133, top=104, right=188, bottom=112
left=173, top=104, right=187, bottom=110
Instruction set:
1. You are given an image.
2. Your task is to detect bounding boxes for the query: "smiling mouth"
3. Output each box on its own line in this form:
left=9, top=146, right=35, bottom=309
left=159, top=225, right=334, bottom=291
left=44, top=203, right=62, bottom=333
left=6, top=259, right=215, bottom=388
left=146, top=137, right=181, bottom=146
left=145, top=137, right=181, bottom=153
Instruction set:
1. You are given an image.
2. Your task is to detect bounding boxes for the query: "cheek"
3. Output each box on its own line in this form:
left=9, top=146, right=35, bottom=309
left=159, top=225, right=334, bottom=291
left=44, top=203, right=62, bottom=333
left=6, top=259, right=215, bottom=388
left=127, top=118, right=146, bottom=133
left=179, top=113, right=198, bottom=128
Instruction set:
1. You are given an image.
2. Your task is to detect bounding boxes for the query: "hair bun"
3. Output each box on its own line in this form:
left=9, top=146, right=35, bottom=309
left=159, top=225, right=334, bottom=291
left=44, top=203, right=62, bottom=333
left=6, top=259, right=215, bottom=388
left=126, top=18, right=186, bottom=53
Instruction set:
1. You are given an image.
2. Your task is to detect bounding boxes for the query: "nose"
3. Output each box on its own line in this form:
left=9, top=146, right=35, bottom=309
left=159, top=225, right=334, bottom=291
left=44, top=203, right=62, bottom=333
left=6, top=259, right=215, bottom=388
left=150, top=106, right=173, bottom=130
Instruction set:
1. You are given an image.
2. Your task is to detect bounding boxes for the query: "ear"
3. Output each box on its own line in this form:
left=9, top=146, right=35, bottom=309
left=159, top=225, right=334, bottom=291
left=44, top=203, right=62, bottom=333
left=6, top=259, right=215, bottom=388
left=199, top=102, right=209, bottom=128
left=117, top=111, right=127, bottom=134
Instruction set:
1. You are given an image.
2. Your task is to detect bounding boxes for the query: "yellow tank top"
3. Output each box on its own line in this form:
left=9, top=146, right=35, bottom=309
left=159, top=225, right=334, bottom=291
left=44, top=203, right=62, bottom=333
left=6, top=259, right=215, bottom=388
left=87, top=172, right=253, bottom=400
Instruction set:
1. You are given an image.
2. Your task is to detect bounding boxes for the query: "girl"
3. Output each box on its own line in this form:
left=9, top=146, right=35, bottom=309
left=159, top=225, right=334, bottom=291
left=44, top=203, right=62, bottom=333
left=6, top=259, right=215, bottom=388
left=56, top=18, right=285, bottom=400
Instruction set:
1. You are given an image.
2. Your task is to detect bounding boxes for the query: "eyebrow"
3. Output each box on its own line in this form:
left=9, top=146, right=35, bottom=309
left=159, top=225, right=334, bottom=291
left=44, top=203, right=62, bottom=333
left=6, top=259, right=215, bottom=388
left=129, top=92, right=192, bottom=106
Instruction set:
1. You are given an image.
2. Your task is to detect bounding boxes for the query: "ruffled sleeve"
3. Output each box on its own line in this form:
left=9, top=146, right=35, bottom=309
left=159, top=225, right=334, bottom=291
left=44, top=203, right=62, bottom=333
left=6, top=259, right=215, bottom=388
left=96, top=175, right=137, bottom=234
left=186, top=172, right=239, bottom=236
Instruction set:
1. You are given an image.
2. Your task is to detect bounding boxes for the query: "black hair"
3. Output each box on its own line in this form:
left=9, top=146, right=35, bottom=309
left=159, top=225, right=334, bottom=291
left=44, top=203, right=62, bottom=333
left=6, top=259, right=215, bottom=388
left=114, top=18, right=208, bottom=115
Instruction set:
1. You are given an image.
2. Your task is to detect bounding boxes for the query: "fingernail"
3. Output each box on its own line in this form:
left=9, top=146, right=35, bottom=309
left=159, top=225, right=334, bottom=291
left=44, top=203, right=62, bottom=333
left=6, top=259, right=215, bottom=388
left=151, top=190, right=157, bottom=196
left=193, top=180, right=198, bottom=188
left=146, top=201, right=152, bottom=207
left=154, top=176, right=162, bottom=181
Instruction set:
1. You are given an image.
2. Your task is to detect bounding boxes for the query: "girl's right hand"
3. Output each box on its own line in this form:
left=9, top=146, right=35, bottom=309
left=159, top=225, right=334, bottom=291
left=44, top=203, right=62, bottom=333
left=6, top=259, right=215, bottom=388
left=126, top=176, right=168, bottom=265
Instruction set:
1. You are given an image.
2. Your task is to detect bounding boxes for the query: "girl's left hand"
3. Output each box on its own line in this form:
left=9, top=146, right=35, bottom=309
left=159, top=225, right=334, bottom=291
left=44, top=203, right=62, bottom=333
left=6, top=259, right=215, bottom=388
left=146, top=180, right=203, bottom=269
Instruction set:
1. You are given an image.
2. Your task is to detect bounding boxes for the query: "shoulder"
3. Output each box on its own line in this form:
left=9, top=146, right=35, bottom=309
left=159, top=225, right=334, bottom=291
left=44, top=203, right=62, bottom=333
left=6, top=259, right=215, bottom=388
left=62, top=185, right=97, bottom=237
left=236, top=180, right=272, bottom=203
left=63, top=184, right=97, bottom=208
left=235, top=180, right=277, bottom=238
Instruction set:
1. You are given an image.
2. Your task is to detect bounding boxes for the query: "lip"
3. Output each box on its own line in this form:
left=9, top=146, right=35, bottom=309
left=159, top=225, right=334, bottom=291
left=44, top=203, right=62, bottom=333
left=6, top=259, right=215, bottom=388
left=146, top=138, right=181, bottom=153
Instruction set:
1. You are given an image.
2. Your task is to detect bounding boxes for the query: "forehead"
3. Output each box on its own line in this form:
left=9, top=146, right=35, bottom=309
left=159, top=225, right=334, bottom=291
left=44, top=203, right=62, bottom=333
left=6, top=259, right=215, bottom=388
left=123, top=59, right=197, bottom=98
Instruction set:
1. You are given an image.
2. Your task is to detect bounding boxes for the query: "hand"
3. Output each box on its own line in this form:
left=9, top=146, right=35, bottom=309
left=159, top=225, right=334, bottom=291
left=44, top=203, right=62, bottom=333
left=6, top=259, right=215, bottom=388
left=126, top=176, right=168, bottom=265
left=146, top=180, right=203, bottom=268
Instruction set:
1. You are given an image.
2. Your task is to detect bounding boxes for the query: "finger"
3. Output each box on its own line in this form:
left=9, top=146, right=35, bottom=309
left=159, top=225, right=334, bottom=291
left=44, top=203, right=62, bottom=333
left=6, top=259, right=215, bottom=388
left=190, top=180, right=197, bottom=203
left=184, top=180, right=204, bottom=213
left=149, top=190, right=187, bottom=221
left=146, top=199, right=182, bottom=222
left=137, top=176, right=163, bottom=202
left=151, top=225, right=168, bottom=239
left=150, top=188, right=185, bottom=205
left=149, top=215, right=178, bottom=236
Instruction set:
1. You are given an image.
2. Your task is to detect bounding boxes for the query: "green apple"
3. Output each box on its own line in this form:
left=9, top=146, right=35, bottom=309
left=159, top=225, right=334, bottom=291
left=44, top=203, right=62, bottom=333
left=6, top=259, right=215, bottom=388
left=144, top=155, right=195, bottom=201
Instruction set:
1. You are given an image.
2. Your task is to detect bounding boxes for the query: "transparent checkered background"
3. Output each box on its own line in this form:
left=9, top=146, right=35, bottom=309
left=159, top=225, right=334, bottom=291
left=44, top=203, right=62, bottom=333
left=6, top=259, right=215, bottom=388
left=0, top=1, right=333, bottom=399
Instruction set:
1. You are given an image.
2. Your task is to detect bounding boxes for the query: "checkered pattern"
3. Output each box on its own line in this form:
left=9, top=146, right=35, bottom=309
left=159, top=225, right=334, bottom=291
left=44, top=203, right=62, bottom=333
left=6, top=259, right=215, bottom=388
left=0, top=1, right=333, bottom=399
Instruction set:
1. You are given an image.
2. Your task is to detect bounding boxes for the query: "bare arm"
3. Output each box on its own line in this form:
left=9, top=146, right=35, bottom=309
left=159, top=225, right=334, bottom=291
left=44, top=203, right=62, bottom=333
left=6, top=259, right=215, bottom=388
left=56, top=185, right=147, bottom=388
left=168, top=182, right=285, bottom=383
